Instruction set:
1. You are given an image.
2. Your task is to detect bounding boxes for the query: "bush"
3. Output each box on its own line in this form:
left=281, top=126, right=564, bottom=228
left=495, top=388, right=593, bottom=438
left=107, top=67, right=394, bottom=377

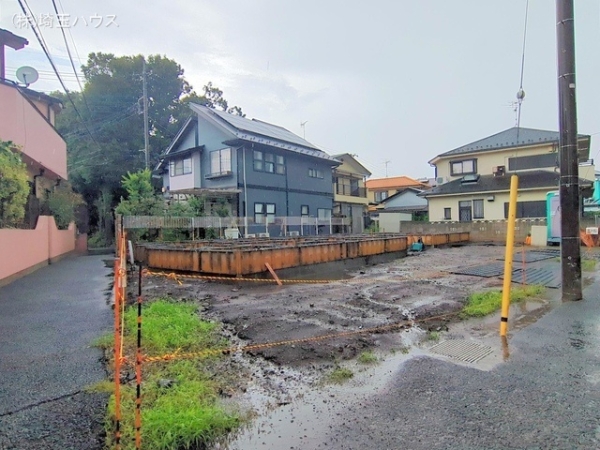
left=0, top=141, right=29, bottom=228
left=46, top=182, right=84, bottom=229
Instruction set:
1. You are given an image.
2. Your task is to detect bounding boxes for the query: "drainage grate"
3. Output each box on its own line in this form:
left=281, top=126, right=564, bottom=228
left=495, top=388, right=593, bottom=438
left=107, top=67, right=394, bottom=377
left=509, top=267, right=561, bottom=289
left=429, top=339, right=494, bottom=363
left=450, top=262, right=507, bottom=278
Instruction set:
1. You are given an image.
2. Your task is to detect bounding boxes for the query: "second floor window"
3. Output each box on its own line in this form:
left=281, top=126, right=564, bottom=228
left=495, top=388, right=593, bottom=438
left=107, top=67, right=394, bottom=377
left=301, top=205, right=309, bottom=217
left=170, top=157, right=192, bottom=177
left=210, top=148, right=231, bottom=175
left=374, top=191, right=389, bottom=202
left=254, top=150, right=285, bottom=174
left=450, top=158, right=477, bottom=176
left=309, top=168, right=324, bottom=179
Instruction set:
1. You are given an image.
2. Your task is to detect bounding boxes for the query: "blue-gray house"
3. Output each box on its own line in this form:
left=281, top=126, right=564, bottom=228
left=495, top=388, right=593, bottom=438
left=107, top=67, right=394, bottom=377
left=155, top=103, right=340, bottom=236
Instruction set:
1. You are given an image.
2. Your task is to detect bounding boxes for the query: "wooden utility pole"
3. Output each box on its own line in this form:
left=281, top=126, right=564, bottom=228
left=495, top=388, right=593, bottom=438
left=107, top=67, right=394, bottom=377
left=556, top=0, right=582, bottom=301
left=142, top=58, right=150, bottom=170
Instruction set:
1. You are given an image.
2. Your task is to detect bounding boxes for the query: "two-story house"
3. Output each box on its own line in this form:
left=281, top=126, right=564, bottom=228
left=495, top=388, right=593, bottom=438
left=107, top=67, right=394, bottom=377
left=155, top=103, right=340, bottom=236
left=365, top=175, right=430, bottom=205
left=423, top=127, right=594, bottom=221
left=331, top=153, right=370, bottom=233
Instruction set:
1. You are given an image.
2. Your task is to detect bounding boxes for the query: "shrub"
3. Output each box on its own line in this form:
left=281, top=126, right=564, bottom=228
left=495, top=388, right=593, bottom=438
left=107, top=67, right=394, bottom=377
left=0, top=141, right=29, bottom=227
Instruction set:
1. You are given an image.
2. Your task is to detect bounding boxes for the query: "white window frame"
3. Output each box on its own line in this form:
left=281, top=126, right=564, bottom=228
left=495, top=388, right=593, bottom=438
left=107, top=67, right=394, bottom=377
left=169, top=157, right=192, bottom=177
left=210, top=148, right=231, bottom=175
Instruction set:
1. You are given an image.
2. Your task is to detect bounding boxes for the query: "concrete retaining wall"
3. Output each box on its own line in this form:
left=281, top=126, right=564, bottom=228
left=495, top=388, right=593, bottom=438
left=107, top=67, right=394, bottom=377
left=0, top=216, right=76, bottom=286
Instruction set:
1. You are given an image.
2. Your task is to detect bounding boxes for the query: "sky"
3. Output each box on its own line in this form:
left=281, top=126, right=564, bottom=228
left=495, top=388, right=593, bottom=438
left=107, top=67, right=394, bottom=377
left=2, top=0, right=600, bottom=179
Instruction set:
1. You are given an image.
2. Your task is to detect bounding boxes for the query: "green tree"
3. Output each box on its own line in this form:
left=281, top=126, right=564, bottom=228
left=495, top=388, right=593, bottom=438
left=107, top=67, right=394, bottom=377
left=115, top=169, right=163, bottom=217
left=0, top=141, right=29, bottom=227
left=46, top=181, right=85, bottom=229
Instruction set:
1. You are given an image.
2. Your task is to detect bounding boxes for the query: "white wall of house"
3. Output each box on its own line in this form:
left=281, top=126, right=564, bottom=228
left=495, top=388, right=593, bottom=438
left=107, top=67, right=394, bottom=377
left=436, top=143, right=554, bottom=181
left=168, top=152, right=202, bottom=191
left=428, top=189, right=551, bottom=221
left=376, top=212, right=412, bottom=232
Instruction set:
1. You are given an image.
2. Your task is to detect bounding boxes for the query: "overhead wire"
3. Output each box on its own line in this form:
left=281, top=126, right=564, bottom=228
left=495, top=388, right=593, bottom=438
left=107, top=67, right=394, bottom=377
left=50, top=0, right=92, bottom=115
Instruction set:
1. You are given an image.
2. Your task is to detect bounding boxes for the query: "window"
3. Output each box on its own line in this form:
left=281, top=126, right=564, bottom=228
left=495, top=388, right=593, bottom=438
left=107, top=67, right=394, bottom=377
left=301, top=205, right=309, bottom=217
left=473, top=199, right=484, bottom=219
left=210, top=148, right=231, bottom=175
left=317, top=208, right=332, bottom=220
left=169, top=157, right=192, bottom=177
left=444, top=207, right=451, bottom=220
left=375, top=191, right=389, bottom=202
left=253, top=150, right=285, bottom=174
left=504, top=201, right=546, bottom=218
left=450, top=159, right=477, bottom=176
left=255, top=203, right=276, bottom=224
left=309, top=168, right=324, bottom=179
left=508, top=153, right=557, bottom=171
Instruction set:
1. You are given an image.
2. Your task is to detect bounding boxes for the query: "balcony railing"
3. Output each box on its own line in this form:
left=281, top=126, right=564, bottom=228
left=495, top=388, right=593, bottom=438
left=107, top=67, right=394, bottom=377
left=335, top=185, right=366, bottom=197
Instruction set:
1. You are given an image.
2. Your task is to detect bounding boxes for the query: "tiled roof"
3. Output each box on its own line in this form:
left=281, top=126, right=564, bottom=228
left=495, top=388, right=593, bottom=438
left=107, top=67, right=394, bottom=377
left=365, top=176, right=428, bottom=190
left=436, top=127, right=590, bottom=159
left=422, top=170, right=592, bottom=197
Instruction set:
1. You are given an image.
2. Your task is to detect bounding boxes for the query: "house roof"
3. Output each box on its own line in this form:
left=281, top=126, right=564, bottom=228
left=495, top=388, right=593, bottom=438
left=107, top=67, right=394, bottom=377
left=0, top=28, right=28, bottom=50
left=365, top=175, right=428, bottom=190
left=190, top=103, right=339, bottom=163
left=432, top=127, right=591, bottom=161
left=422, top=170, right=593, bottom=197
left=331, top=153, right=372, bottom=176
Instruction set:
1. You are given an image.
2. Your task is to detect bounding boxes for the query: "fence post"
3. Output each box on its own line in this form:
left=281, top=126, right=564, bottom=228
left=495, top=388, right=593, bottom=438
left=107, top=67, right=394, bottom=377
left=315, top=218, right=319, bottom=235
left=135, top=265, right=143, bottom=449
left=329, top=217, right=332, bottom=235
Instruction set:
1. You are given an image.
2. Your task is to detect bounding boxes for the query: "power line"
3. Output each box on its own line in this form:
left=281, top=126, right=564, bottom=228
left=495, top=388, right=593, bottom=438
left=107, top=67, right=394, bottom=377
left=17, top=0, right=101, bottom=156
left=50, top=0, right=91, bottom=114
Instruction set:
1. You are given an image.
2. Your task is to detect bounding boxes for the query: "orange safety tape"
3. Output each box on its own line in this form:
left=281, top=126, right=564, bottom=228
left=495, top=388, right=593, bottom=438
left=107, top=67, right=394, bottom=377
left=145, top=270, right=334, bottom=284
left=141, top=311, right=457, bottom=364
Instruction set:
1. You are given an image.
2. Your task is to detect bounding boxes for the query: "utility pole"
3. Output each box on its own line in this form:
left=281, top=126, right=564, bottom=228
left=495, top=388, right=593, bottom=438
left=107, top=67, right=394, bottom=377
left=142, top=58, right=150, bottom=170
left=556, top=0, right=582, bottom=301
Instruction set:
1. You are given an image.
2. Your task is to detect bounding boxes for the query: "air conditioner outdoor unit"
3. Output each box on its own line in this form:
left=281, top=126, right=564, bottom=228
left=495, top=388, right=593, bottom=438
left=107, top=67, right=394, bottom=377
left=245, top=233, right=256, bottom=238
left=288, top=231, right=300, bottom=237
left=492, top=165, right=506, bottom=176
left=436, top=177, right=446, bottom=185
left=258, top=232, right=270, bottom=238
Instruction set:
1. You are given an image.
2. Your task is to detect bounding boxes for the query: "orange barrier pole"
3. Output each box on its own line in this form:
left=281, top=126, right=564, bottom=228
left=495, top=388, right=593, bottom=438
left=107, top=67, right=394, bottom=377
left=135, top=265, right=143, bottom=449
left=113, top=258, right=122, bottom=450
left=521, top=245, right=526, bottom=286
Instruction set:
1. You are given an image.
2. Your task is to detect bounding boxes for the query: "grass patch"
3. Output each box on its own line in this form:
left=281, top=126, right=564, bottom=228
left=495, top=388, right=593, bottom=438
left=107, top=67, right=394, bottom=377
left=582, top=259, right=596, bottom=272
left=328, top=367, right=354, bottom=384
left=103, top=298, right=239, bottom=450
left=461, top=285, right=545, bottom=318
left=427, top=331, right=440, bottom=341
left=357, top=351, right=378, bottom=365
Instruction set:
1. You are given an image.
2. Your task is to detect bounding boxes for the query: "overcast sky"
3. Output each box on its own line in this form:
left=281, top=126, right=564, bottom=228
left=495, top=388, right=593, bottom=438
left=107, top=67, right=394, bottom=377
left=2, top=0, right=600, bottom=179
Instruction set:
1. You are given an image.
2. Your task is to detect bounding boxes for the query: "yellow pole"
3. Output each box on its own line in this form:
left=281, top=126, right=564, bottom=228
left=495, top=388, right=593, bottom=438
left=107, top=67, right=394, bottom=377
left=500, top=175, right=519, bottom=336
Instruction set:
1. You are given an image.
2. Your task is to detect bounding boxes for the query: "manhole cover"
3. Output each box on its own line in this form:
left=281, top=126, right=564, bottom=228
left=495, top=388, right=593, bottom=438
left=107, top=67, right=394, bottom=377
left=429, top=339, right=493, bottom=363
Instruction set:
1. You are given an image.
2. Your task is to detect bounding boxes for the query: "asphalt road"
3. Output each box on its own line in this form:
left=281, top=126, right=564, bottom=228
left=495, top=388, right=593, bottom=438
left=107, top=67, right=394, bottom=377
left=0, top=255, right=112, bottom=449
left=319, top=283, right=600, bottom=450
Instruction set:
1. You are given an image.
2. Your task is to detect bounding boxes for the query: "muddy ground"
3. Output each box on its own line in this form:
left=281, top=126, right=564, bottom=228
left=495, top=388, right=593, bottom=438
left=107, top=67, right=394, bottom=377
left=142, top=245, right=511, bottom=368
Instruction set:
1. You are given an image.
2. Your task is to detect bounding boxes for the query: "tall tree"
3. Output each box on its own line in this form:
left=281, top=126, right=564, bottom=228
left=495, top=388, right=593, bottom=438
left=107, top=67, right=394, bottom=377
left=54, top=52, right=243, bottom=237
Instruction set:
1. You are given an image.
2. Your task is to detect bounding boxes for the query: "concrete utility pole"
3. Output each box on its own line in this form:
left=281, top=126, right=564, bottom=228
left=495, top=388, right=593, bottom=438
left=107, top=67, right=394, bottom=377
left=556, top=0, right=582, bottom=301
left=142, top=58, right=150, bottom=170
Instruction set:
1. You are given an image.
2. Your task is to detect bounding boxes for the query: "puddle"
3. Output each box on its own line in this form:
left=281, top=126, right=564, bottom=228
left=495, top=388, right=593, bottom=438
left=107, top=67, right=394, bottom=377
left=225, top=330, right=424, bottom=449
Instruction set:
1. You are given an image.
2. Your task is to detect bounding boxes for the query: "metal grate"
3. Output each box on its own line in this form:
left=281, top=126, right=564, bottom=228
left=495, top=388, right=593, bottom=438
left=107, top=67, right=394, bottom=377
left=509, top=267, right=561, bottom=289
left=502, top=251, right=558, bottom=263
left=450, top=262, right=507, bottom=278
left=429, top=339, right=494, bottom=363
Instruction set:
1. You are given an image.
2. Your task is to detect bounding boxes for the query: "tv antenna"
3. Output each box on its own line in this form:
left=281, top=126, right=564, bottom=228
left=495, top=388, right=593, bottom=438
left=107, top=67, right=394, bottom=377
left=16, top=66, right=39, bottom=87
left=300, top=121, right=308, bottom=139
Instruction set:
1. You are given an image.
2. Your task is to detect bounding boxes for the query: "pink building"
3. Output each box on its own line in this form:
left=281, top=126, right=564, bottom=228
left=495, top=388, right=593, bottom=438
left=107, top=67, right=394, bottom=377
left=0, top=28, right=78, bottom=286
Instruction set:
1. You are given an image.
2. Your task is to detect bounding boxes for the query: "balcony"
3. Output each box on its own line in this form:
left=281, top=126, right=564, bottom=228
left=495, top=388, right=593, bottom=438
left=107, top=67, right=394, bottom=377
left=335, top=184, right=366, bottom=198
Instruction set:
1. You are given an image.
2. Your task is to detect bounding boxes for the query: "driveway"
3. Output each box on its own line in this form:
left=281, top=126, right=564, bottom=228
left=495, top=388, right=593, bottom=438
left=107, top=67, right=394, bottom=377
left=0, top=255, right=112, bottom=449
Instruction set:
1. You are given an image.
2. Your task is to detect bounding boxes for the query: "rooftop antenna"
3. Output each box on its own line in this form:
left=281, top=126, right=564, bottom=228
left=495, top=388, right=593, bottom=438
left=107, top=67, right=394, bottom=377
left=300, top=121, right=308, bottom=139
left=515, top=0, right=529, bottom=140
left=384, top=160, right=391, bottom=177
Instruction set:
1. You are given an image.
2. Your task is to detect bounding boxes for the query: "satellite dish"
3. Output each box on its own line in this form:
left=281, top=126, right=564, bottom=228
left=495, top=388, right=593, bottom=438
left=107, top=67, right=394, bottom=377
left=16, top=66, right=39, bottom=86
